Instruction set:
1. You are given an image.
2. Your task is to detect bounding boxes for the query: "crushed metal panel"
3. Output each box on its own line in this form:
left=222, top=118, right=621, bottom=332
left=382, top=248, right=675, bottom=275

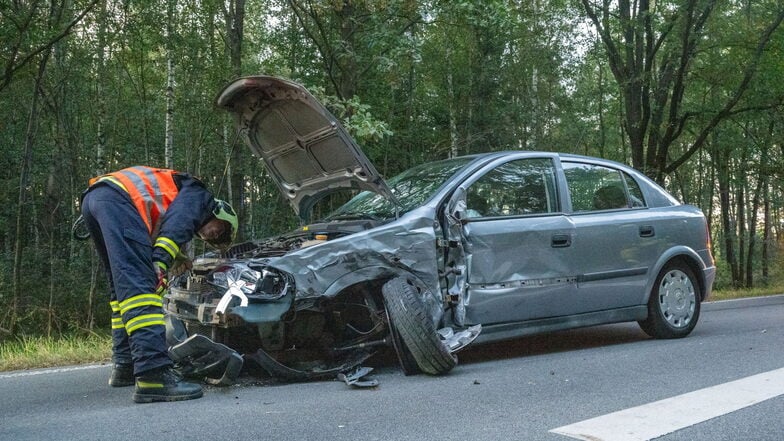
left=169, top=334, right=244, bottom=386
left=271, top=208, right=445, bottom=325
left=459, top=214, right=581, bottom=325
left=462, top=216, right=575, bottom=284
left=442, top=193, right=470, bottom=326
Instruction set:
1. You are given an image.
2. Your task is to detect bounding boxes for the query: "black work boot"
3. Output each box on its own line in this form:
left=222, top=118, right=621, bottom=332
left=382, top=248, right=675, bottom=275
left=108, top=363, right=134, bottom=387
left=132, top=366, right=203, bottom=403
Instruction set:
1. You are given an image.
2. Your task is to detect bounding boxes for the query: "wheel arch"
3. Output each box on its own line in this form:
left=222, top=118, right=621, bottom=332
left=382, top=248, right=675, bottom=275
left=323, top=266, right=433, bottom=298
left=643, top=247, right=709, bottom=304
left=324, top=267, right=444, bottom=327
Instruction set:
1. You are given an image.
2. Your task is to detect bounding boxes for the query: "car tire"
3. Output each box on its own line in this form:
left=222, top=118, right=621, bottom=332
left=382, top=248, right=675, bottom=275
left=639, top=261, right=701, bottom=339
left=382, top=299, right=420, bottom=375
left=387, top=318, right=421, bottom=376
left=382, top=277, right=457, bottom=375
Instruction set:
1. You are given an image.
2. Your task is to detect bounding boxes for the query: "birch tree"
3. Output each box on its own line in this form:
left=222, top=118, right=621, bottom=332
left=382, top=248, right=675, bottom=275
left=164, top=0, right=176, bottom=169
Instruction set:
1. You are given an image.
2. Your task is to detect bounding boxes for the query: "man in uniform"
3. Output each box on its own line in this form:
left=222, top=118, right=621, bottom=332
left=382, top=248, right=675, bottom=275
left=81, top=166, right=238, bottom=403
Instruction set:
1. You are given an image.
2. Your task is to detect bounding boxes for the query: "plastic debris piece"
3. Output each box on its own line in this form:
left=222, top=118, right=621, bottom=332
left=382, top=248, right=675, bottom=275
left=245, top=347, right=373, bottom=382
left=439, top=324, right=482, bottom=353
left=337, top=366, right=379, bottom=388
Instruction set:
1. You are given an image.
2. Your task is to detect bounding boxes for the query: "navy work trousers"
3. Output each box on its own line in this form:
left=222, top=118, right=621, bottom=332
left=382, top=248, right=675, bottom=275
left=81, top=184, right=172, bottom=375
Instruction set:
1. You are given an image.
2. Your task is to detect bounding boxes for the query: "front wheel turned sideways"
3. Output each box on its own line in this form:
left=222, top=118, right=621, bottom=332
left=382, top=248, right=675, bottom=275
left=382, top=277, right=457, bottom=375
left=639, top=261, right=701, bottom=339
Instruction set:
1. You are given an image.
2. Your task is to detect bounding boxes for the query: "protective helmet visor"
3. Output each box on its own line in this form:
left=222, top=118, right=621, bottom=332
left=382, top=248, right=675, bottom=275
left=204, top=199, right=238, bottom=249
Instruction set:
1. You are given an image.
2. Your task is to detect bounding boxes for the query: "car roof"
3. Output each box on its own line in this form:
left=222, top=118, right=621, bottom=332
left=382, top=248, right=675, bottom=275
left=437, top=150, right=679, bottom=208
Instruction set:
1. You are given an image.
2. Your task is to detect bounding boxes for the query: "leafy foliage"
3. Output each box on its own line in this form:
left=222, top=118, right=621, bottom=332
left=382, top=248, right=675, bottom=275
left=1, top=0, right=783, bottom=337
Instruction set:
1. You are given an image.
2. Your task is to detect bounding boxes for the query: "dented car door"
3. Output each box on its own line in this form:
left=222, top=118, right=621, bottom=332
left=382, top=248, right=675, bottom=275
left=446, top=156, right=580, bottom=328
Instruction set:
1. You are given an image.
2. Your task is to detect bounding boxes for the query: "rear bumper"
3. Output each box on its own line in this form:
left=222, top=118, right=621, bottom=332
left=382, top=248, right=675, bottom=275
left=701, top=265, right=716, bottom=301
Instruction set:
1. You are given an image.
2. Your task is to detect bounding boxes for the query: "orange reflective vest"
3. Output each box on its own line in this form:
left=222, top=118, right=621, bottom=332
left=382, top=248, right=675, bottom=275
left=89, top=166, right=180, bottom=235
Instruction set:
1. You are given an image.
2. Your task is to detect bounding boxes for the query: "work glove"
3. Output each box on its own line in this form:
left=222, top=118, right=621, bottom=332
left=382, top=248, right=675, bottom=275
left=154, top=261, right=169, bottom=296
left=169, top=252, right=193, bottom=277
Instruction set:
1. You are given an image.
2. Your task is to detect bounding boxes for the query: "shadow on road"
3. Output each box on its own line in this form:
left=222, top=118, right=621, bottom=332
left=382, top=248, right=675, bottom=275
left=456, top=323, right=651, bottom=365
left=225, top=323, right=652, bottom=385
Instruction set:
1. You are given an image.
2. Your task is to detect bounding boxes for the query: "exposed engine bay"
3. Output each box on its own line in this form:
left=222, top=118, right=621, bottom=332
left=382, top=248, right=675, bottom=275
left=165, top=234, right=388, bottom=383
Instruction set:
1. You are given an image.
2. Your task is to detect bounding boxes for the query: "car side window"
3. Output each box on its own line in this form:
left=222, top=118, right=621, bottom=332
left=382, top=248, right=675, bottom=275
left=562, top=162, right=633, bottom=212
left=624, top=172, right=647, bottom=207
left=465, top=158, right=558, bottom=218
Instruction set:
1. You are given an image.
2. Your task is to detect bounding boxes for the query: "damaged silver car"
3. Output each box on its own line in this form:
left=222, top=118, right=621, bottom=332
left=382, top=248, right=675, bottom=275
left=163, top=76, right=716, bottom=385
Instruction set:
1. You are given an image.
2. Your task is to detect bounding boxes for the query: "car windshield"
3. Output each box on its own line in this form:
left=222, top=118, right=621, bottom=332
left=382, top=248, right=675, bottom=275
left=324, top=157, right=473, bottom=221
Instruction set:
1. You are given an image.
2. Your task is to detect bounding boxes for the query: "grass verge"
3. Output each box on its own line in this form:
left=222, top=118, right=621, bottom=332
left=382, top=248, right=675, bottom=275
left=0, top=332, right=111, bottom=372
left=710, top=285, right=784, bottom=301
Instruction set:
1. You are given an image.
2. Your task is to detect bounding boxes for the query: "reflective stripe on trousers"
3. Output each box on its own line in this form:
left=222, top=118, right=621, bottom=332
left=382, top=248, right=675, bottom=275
left=81, top=184, right=172, bottom=375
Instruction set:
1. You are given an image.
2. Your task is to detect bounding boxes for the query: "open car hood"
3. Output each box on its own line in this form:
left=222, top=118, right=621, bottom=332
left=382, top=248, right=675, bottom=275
left=216, top=76, right=395, bottom=219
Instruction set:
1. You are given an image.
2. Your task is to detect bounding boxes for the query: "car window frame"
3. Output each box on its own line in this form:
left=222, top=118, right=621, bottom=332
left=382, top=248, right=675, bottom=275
left=560, top=160, right=648, bottom=214
left=623, top=170, right=647, bottom=208
left=454, top=156, right=563, bottom=222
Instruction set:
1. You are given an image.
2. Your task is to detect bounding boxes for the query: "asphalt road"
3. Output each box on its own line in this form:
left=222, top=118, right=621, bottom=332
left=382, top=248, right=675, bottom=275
left=1, top=295, right=782, bottom=441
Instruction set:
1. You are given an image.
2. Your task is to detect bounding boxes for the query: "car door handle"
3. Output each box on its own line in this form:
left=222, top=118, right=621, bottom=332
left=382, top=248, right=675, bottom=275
left=551, top=234, right=571, bottom=248
left=639, top=225, right=655, bottom=237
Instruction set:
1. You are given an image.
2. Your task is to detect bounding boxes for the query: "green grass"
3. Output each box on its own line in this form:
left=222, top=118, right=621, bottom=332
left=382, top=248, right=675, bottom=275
left=710, top=284, right=784, bottom=302
left=0, top=332, right=112, bottom=372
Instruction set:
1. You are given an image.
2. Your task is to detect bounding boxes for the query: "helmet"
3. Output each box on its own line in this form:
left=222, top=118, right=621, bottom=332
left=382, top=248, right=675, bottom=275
left=212, top=199, right=238, bottom=244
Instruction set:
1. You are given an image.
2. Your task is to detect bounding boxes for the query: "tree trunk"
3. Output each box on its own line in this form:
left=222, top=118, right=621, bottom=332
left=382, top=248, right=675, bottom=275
left=336, top=1, right=357, bottom=100
left=715, top=138, right=739, bottom=286
left=94, top=0, right=107, bottom=175
left=597, top=55, right=606, bottom=158
left=446, top=45, right=458, bottom=158
left=762, top=182, right=770, bottom=281
left=47, top=234, right=55, bottom=337
left=744, top=177, right=759, bottom=288
left=736, top=158, right=746, bottom=285
left=225, top=0, right=246, bottom=237
left=745, top=138, right=768, bottom=287
left=164, top=60, right=174, bottom=168
left=164, top=0, right=175, bottom=168
left=704, top=147, right=715, bottom=228
left=45, top=149, right=61, bottom=337
left=11, top=52, right=51, bottom=334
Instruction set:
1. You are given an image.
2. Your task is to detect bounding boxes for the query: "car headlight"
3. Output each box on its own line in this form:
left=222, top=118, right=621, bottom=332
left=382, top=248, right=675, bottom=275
left=208, top=262, right=291, bottom=301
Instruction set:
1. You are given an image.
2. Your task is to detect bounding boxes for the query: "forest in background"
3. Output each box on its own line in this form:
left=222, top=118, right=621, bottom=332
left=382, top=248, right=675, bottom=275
left=2, top=0, right=784, bottom=338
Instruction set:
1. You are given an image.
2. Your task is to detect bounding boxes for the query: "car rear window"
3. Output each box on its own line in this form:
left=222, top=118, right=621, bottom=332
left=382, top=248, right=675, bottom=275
left=562, top=162, right=643, bottom=212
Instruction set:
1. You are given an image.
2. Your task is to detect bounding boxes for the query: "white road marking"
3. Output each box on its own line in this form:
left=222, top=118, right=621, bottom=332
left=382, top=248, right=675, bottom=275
left=0, top=364, right=106, bottom=379
left=550, top=367, right=784, bottom=441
